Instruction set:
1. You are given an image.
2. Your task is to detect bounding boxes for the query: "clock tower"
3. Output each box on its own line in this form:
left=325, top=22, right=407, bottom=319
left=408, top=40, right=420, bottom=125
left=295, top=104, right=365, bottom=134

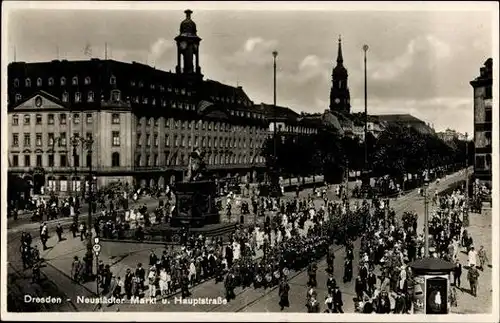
left=175, top=9, right=202, bottom=76
left=329, top=35, right=351, bottom=115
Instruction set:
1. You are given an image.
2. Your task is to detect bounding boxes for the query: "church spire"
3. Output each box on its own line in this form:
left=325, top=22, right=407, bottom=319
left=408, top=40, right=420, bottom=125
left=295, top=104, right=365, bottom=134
left=337, top=35, right=343, bottom=65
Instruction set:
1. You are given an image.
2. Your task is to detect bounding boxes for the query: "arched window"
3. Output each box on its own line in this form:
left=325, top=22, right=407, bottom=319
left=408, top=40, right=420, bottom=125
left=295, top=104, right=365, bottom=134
left=14, top=78, right=19, bottom=87
left=25, top=78, right=31, bottom=87
left=62, top=92, right=69, bottom=102
left=136, top=154, right=142, bottom=167
left=48, top=77, right=54, bottom=86
left=72, top=76, right=78, bottom=85
left=59, top=176, right=68, bottom=192
left=110, top=76, right=116, bottom=85
left=60, top=77, right=66, bottom=86
left=88, top=91, right=94, bottom=102
left=15, top=94, right=22, bottom=102
left=37, top=78, right=43, bottom=87
left=111, top=152, right=120, bottom=167
left=84, top=77, right=91, bottom=85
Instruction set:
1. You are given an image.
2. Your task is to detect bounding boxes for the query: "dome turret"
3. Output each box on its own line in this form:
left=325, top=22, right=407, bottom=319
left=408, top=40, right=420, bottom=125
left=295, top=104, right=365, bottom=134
left=180, top=9, right=197, bottom=36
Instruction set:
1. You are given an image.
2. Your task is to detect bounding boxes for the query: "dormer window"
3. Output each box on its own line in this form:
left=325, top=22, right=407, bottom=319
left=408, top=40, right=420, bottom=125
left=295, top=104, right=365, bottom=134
left=15, top=94, right=22, bottom=102
left=60, top=77, right=66, bottom=86
left=84, top=77, right=91, bottom=85
left=88, top=91, right=94, bottom=102
left=110, top=76, right=116, bottom=85
left=37, top=78, right=43, bottom=87
left=25, top=78, right=31, bottom=87
left=14, top=79, right=19, bottom=87
left=48, top=77, right=54, bottom=86
left=62, top=92, right=69, bottom=102
left=75, top=92, right=81, bottom=103
left=111, top=90, right=121, bottom=102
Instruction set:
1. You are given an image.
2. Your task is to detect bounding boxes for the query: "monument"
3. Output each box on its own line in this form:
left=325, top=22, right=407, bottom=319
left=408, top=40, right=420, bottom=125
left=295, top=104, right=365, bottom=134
left=170, top=149, right=220, bottom=227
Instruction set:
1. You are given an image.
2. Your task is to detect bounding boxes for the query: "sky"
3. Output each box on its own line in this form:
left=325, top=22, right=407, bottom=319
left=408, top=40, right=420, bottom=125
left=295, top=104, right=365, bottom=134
left=4, top=2, right=497, bottom=135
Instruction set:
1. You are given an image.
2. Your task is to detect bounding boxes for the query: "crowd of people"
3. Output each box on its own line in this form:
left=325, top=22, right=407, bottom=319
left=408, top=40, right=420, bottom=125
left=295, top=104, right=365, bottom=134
left=17, top=173, right=490, bottom=313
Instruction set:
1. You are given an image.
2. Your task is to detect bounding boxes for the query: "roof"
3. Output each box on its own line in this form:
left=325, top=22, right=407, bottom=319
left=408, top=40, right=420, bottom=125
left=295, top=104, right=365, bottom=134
left=372, top=114, right=426, bottom=124
left=409, top=257, right=454, bottom=272
left=202, top=81, right=252, bottom=105
left=256, top=103, right=299, bottom=119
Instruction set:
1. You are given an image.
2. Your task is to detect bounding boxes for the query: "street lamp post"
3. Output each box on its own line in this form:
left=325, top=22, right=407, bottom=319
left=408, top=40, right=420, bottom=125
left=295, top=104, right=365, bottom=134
left=362, top=44, right=369, bottom=187
left=464, top=132, right=469, bottom=227
left=81, top=136, right=95, bottom=281
left=71, top=135, right=80, bottom=200
left=424, top=170, right=430, bottom=257
left=270, top=50, right=280, bottom=197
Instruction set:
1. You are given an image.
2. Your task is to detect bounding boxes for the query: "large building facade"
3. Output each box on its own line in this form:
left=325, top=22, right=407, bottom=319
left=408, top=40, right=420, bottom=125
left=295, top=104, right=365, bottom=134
left=7, top=10, right=279, bottom=195
left=470, top=58, right=493, bottom=187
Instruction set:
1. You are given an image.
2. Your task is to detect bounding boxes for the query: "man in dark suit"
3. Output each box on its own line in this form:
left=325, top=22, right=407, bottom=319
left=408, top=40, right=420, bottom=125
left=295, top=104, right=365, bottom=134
left=332, top=286, right=344, bottom=313
left=367, top=270, right=377, bottom=296
left=149, top=250, right=158, bottom=268
left=326, top=274, right=337, bottom=294
left=453, top=259, right=462, bottom=288
left=225, top=244, right=234, bottom=269
left=278, top=277, right=290, bottom=311
left=355, top=275, right=365, bottom=301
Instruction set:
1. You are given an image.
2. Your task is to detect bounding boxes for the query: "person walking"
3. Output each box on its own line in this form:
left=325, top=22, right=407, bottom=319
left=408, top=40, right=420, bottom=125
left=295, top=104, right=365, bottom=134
left=467, top=264, right=480, bottom=297
left=56, top=222, right=63, bottom=242
left=453, top=259, right=462, bottom=288
left=477, top=245, right=489, bottom=270
left=468, top=246, right=477, bottom=268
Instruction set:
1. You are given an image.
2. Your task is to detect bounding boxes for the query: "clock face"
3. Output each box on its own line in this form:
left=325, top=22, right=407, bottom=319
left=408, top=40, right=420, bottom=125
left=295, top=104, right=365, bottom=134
left=180, top=41, right=187, bottom=50
left=334, top=98, right=340, bottom=104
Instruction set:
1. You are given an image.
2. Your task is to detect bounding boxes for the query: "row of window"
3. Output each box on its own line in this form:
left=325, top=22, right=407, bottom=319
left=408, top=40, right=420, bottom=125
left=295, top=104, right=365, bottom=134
left=137, top=133, right=262, bottom=149
left=13, top=76, right=117, bottom=88
left=138, top=118, right=267, bottom=134
left=278, top=124, right=317, bottom=135
left=135, top=152, right=264, bottom=167
left=10, top=152, right=121, bottom=168
left=12, top=113, right=121, bottom=126
left=12, top=131, right=118, bottom=148
left=13, top=76, right=252, bottom=108
left=14, top=90, right=121, bottom=104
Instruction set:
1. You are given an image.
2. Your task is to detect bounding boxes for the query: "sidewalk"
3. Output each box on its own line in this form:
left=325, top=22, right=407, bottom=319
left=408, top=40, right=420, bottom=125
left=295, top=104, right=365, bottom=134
left=451, top=207, right=493, bottom=313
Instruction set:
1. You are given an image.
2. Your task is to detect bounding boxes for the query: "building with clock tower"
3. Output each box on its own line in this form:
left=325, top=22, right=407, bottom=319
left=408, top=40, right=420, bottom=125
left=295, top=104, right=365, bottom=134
left=329, top=36, right=351, bottom=115
left=175, top=9, right=202, bottom=77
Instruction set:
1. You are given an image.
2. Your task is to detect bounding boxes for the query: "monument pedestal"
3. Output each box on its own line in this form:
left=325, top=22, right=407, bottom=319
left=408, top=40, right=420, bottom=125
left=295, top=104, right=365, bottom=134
left=409, top=257, right=454, bottom=314
left=170, top=180, right=219, bottom=228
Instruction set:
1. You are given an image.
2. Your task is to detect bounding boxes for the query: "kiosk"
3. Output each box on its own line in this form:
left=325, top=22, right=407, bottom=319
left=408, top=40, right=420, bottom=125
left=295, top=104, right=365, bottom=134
left=409, top=257, right=454, bottom=314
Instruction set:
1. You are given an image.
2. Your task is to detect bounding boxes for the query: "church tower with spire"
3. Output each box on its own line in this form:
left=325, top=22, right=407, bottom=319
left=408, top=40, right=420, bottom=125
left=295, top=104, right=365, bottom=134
left=329, top=36, right=351, bottom=115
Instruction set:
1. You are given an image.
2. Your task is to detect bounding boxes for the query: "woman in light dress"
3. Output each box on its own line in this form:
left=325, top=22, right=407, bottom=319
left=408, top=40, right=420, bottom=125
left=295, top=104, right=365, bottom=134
left=159, top=268, right=168, bottom=296
left=148, top=266, right=157, bottom=298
